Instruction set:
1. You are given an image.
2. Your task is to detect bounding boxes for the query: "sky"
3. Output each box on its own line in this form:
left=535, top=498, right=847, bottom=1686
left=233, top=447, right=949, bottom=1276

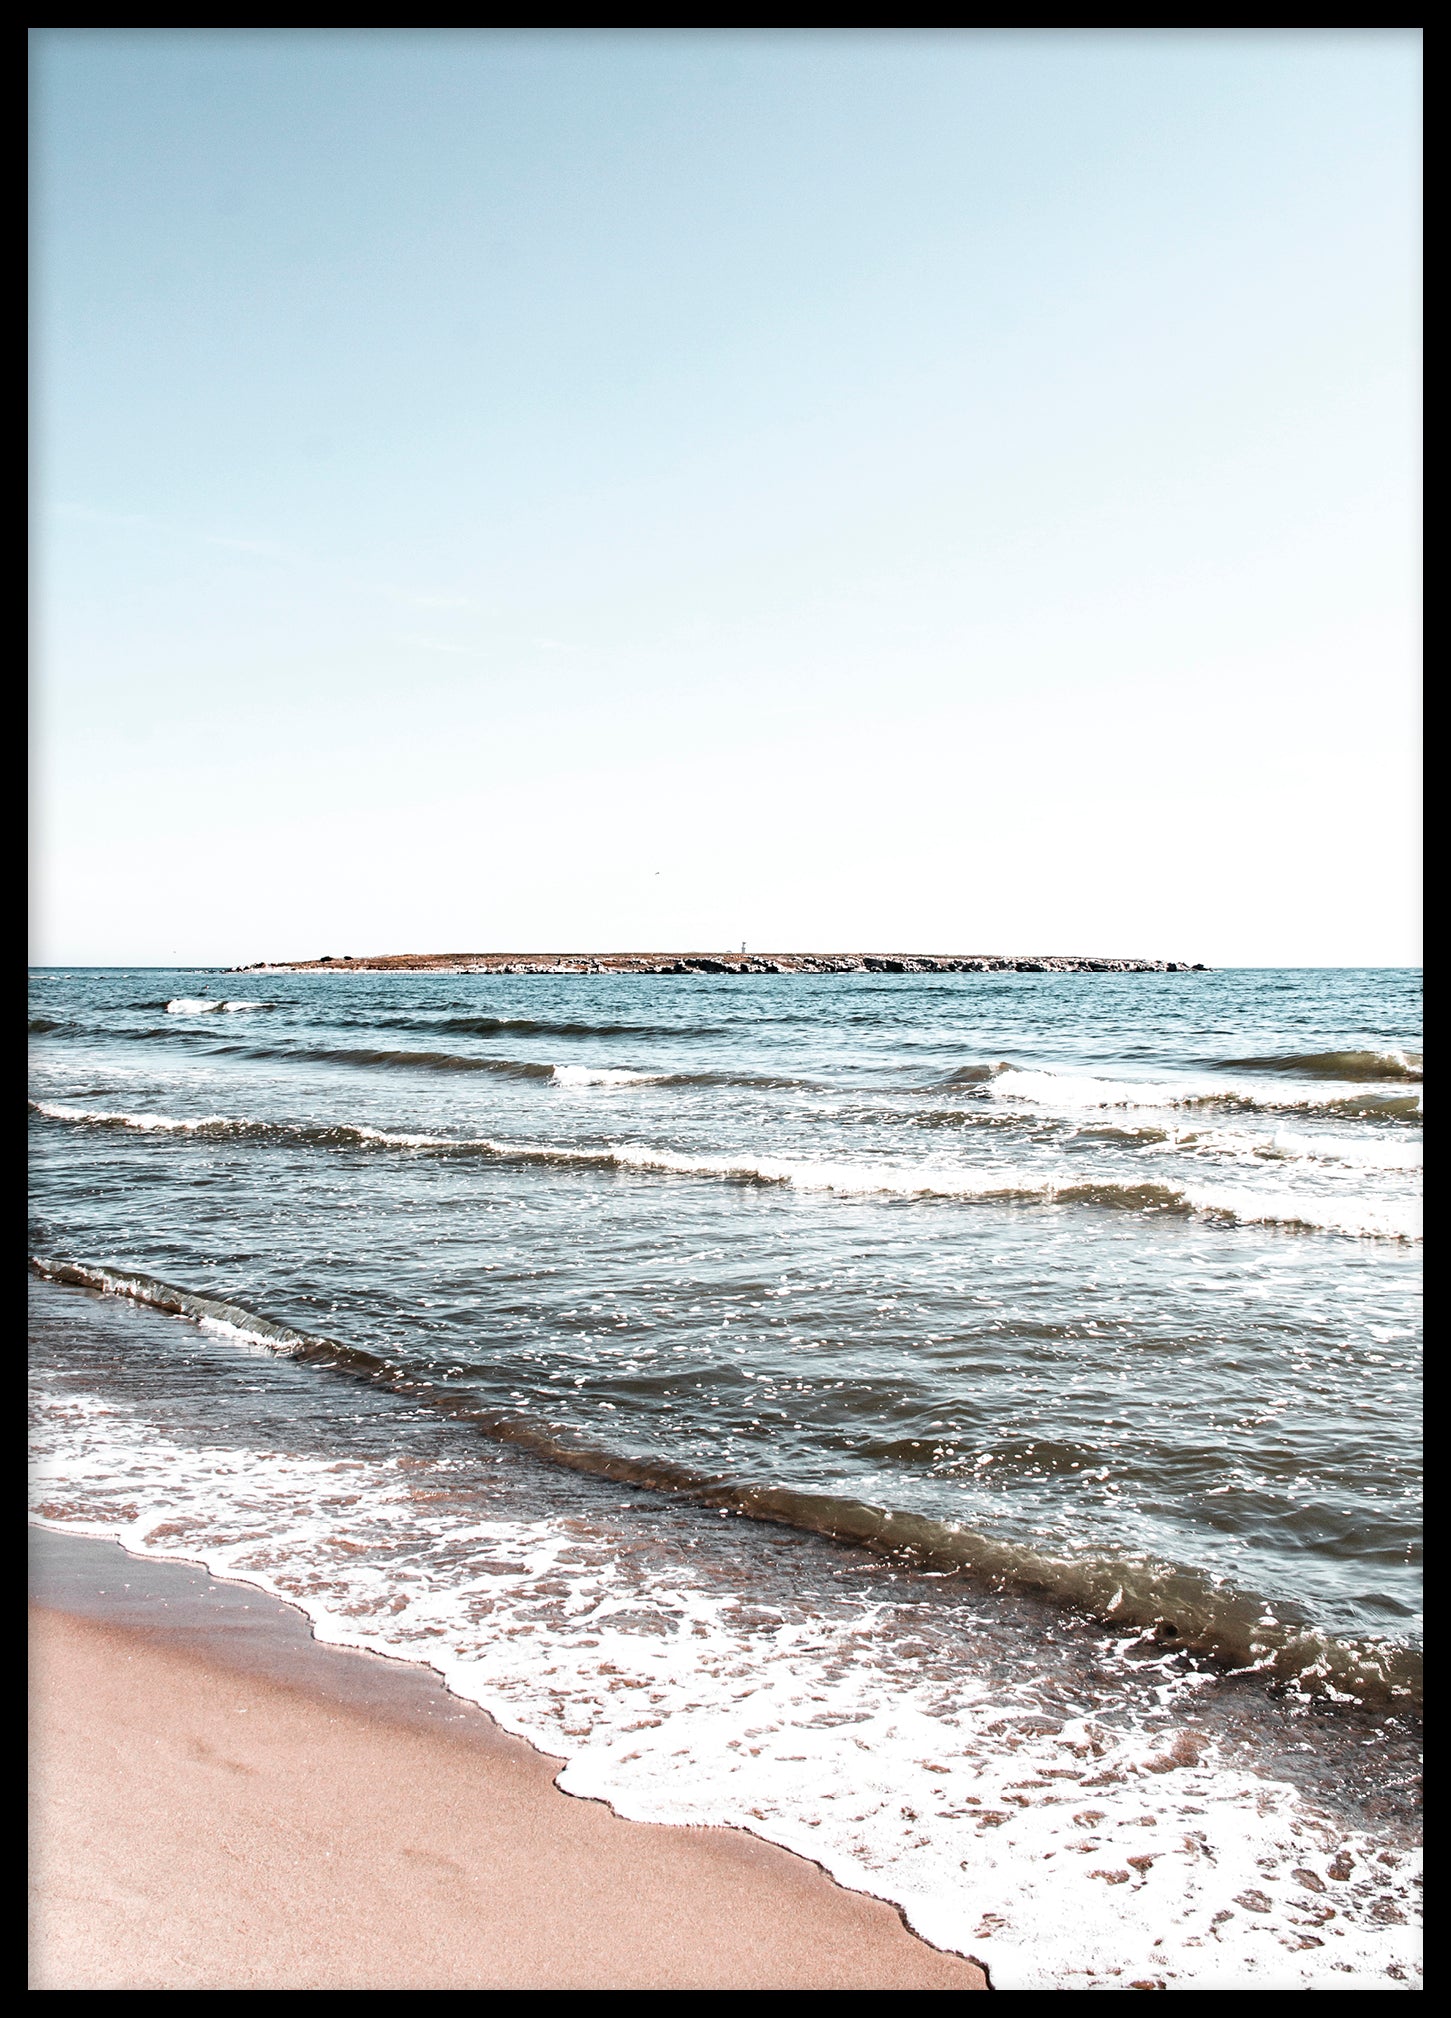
left=31, top=29, right=1419, bottom=967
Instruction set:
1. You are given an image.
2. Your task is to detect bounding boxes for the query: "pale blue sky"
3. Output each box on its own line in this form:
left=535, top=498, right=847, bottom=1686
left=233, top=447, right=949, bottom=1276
left=32, top=29, right=1419, bottom=966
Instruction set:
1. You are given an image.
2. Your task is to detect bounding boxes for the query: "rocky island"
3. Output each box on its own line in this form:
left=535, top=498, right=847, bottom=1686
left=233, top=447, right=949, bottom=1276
left=236, top=952, right=1205, bottom=975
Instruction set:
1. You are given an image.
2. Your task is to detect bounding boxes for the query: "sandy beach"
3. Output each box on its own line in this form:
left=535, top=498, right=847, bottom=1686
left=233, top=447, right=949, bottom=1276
left=28, top=1532, right=988, bottom=1991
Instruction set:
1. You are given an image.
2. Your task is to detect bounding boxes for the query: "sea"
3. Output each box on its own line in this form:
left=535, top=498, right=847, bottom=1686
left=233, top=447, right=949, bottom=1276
left=27, top=963, right=1421, bottom=1989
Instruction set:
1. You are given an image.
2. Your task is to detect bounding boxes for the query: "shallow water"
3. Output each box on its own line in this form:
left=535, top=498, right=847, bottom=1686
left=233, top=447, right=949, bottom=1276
left=28, top=965, right=1421, bottom=1987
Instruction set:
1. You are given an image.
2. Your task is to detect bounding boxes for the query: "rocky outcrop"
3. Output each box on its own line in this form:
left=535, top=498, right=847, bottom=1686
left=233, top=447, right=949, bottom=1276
left=237, top=952, right=1208, bottom=976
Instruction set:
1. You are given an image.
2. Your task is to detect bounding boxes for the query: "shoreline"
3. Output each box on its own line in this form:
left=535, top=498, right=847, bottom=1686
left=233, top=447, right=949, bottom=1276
left=29, top=960, right=1420, bottom=1990
left=28, top=1525, right=989, bottom=1991
left=232, top=950, right=1205, bottom=976
left=28, top=1260, right=1423, bottom=1701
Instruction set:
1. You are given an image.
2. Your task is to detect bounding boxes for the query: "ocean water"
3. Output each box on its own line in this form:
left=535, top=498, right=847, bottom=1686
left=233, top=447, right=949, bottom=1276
left=28, top=965, right=1421, bottom=1988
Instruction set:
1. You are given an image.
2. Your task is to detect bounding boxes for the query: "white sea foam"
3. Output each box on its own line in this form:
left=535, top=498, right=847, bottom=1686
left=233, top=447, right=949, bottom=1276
left=550, top=1065, right=659, bottom=1088
left=1168, top=1183, right=1420, bottom=1243
left=31, top=1101, right=237, bottom=1134
left=1379, top=1050, right=1419, bottom=1077
left=165, top=998, right=271, bottom=1015
left=29, top=1382, right=1420, bottom=1991
left=1151, top=1125, right=1423, bottom=1174
left=990, top=1069, right=1422, bottom=1118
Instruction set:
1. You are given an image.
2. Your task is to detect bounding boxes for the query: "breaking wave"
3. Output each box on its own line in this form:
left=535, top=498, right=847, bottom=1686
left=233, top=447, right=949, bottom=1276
left=165, top=998, right=273, bottom=1015
left=550, top=1064, right=659, bottom=1088
left=28, top=1103, right=1419, bottom=1239
left=207, top=1043, right=804, bottom=1091
left=985, top=1068, right=1421, bottom=1123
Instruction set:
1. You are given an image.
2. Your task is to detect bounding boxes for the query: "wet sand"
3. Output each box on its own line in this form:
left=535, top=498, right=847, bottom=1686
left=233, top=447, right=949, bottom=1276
left=28, top=1530, right=988, bottom=1990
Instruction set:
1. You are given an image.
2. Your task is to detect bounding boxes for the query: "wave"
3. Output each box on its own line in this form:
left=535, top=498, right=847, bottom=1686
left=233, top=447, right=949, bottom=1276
left=32, top=1102, right=254, bottom=1135
left=29, top=1102, right=1419, bottom=1238
left=212, top=1042, right=806, bottom=1092
left=986, top=1068, right=1422, bottom=1123
left=25, top=1254, right=1422, bottom=1712
left=943, top=1061, right=1015, bottom=1084
left=285, top=1045, right=558, bottom=1081
left=1217, top=1050, right=1422, bottom=1083
left=165, top=998, right=272, bottom=1015
left=28, top=1017, right=71, bottom=1034
left=548, top=1064, right=806, bottom=1091
left=30, top=1257, right=393, bottom=1377
left=1157, top=1123, right=1423, bottom=1174
left=913, top=1107, right=1423, bottom=1173
left=370, top=1013, right=729, bottom=1042
left=551, top=1064, right=659, bottom=1087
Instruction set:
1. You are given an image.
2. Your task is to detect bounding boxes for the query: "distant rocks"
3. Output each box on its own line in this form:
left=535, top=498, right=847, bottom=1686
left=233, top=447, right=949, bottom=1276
left=237, top=952, right=1208, bottom=976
